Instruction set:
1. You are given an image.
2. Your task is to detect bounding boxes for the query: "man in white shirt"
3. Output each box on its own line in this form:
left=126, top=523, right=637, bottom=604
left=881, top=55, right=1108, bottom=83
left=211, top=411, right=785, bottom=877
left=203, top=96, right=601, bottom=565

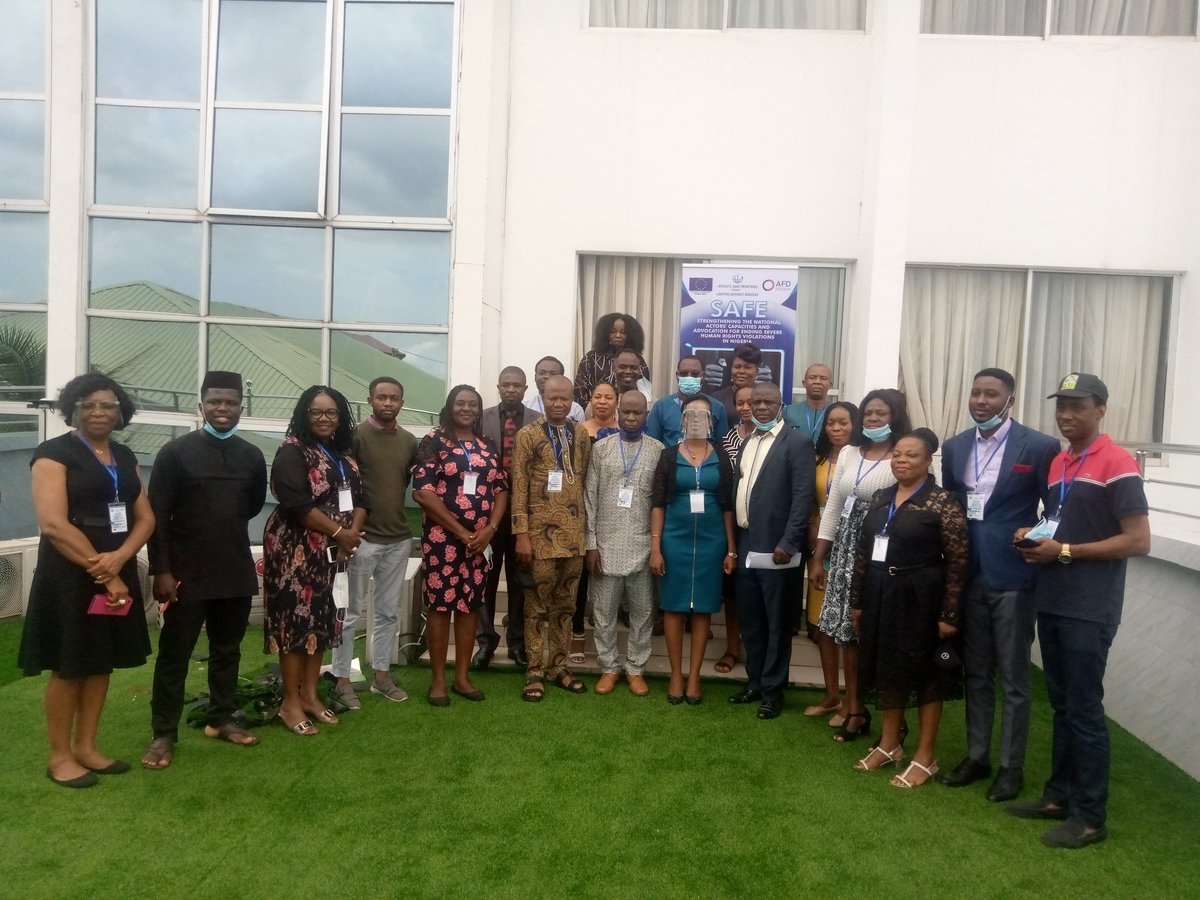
left=524, top=356, right=585, bottom=424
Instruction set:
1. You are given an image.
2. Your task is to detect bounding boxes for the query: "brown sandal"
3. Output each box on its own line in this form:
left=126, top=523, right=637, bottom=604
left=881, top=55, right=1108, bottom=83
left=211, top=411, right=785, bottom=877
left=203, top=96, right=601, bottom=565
left=204, top=722, right=259, bottom=746
left=141, top=737, right=174, bottom=770
left=714, top=652, right=737, bottom=674
left=522, top=677, right=545, bottom=703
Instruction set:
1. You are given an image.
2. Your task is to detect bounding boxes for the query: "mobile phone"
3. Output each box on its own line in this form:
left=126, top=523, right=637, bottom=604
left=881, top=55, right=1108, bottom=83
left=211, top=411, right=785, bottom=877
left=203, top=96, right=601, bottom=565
left=325, top=546, right=338, bottom=563
left=1012, top=537, right=1041, bottom=549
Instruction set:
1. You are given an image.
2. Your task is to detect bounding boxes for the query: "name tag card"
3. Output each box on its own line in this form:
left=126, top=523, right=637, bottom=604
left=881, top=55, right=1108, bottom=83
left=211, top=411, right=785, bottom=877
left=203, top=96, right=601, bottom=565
left=872, top=535, right=889, bottom=562
left=689, top=490, right=705, bottom=514
left=462, top=472, right=478, bottom=494
left=108, top=502, right=128, bottom=534
left=547, top=470, right=563, bottom=493
left=338, top=487, right=354, bottom=512
left=841, top=495, right=856, bottom=519
left=966, top=492, right=985, bottom=521
left=617, top=487, right=633, bottom=509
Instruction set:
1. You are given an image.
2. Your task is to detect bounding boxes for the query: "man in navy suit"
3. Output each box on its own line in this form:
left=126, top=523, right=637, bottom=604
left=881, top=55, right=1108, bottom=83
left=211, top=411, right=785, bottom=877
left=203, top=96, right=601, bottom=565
left=939, top=368, right=1060, bottom=801
left=728, top=382, right=815, bottom=720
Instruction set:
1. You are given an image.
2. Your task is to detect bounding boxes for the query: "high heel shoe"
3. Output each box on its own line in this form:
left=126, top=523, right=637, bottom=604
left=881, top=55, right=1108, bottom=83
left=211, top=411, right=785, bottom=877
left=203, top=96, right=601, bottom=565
left=854, top=744, right=905, bottom=771
left=833, top=710, right=871, bottom=742
left=668, top=694, right=684, bottom=705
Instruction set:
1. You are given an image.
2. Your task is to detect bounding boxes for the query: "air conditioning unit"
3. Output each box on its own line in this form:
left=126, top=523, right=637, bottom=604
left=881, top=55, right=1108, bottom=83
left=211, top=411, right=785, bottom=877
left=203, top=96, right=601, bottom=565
left=0, top=540, right=39, bottom=619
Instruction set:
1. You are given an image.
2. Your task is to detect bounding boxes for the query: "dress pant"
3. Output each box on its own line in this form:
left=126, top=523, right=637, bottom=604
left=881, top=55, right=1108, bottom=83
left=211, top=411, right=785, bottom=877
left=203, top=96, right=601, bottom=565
left=150, top=596, right=252, bottom=741
left=525, top=556, right=584, bottom=679
left=333, top=537, right=413, bottom=678
left=735, top=541, right=794, bottom=706
left=591, top=568, right=654, bottom=675
left=1037, top=611, right=1117, bottom=829
left=963, top=577, right=1036, bottom=768
left=476, top=526, right=527, bottom=653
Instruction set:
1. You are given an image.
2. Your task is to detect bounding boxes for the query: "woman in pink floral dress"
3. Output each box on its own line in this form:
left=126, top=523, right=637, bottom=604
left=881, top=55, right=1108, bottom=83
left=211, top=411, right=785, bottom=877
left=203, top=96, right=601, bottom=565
left=412, top=385, right=509, bottom=706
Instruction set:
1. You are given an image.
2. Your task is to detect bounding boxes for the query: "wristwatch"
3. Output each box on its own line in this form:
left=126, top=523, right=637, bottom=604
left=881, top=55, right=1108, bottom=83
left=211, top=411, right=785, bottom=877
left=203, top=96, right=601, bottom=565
left=1057, top=543, right=1072, bottom=565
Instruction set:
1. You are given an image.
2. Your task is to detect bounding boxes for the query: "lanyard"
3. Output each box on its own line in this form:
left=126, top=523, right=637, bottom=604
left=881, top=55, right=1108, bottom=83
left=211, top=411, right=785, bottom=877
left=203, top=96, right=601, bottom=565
left=458, top=440, right=474, bottom=472
left=972, top=432, right=1010, bottom=487
left=855, top=453, right=884, bottom=491
left=619, top=436, right=643, bottom=485
left=77, top=433, right=119, bottom=500
left=318, top=444, right=346, bottom=483
left=882, top=481, right=928, bottom=535
left=805, top=404, right=826, bottom=441
left=1058, top=445, right=1091, bottom=512
left=546, top=423, right=572, bottom=472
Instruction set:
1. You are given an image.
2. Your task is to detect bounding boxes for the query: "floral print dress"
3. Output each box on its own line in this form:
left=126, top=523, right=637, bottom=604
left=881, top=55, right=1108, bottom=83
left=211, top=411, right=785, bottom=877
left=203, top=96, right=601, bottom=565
left=412, top=430, right=508, bottom=614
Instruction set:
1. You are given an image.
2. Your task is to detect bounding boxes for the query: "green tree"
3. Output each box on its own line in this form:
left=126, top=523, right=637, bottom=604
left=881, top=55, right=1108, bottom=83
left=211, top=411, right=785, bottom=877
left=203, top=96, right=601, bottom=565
left=0, top=323, right=46, bottom=401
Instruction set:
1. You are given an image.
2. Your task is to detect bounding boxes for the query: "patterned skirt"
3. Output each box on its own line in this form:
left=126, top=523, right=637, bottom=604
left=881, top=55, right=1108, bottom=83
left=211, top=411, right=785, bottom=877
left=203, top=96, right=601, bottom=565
left=817, top=499, right=869, bottom=646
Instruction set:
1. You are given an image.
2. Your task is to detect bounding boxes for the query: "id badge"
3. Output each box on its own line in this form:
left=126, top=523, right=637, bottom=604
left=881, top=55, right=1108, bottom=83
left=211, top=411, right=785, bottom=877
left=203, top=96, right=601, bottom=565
left=617, top=487, right=633, bottom=509
left=1027, top=516, right=1059, bottom=540
left=872, top=534, right=889, bottom=562
left=841, top=495, right=856, bottom=519
left=108, top=502, right=128, bottom=534
left=689, top=490, right=705, bottom=514
left=338, top=487, right=354, bottom=512
left=966, top=492, right=985, bottom=521
left=462, top=472, right=479, bottom=494
left=547, top=470, right=563, bottom=493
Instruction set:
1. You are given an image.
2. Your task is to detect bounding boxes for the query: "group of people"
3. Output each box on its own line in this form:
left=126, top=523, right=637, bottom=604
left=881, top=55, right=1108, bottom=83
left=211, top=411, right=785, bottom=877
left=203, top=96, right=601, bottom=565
left=16, top=310, right=1149, bottom=851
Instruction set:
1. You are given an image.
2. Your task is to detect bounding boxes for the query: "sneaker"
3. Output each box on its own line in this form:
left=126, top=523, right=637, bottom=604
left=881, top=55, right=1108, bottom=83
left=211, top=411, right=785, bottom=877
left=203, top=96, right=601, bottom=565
left=370, top=678, right=409, bottom=702
left=333, top=682, right=361, bottom=710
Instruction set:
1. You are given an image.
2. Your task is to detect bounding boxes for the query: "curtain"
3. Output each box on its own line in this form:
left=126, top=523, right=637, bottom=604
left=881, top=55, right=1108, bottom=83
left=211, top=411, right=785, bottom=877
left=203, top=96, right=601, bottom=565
left=577, top=254, right=685, bottom=393
left=792, top=266, right=845, bottom=399
left=1053, top=0, right=1197, bottom=34
left=1022, top=272, right=1166, bottom=442
left=589, top=0, right=724, bottom=28
left=921, top=0, right=1047, bottom=35
left=727, top=0, right=866, bottom=29
left=898, top=267, right=1026, bottom=442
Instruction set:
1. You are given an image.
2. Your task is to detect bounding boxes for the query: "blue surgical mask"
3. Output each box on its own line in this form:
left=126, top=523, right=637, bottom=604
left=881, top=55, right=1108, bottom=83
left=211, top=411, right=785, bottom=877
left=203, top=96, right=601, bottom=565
left=974, top=411, right=1006, bottom=432
left=677, top=376, right=703, bottom=396
left=862, top=424, right=892, bottom=443
left=750, top=414, right=777, bottom=432
left=621, top=424, right=645, bottom=439
left=203, top=422, right=238, bottom=440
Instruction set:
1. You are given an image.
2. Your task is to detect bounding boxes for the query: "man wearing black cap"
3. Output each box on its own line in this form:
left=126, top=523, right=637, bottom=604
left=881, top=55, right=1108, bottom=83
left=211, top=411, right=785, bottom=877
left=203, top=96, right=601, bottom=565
left=1008, top=372, right=1149, bottom=849
left=142, top=371, right=267, bottom=769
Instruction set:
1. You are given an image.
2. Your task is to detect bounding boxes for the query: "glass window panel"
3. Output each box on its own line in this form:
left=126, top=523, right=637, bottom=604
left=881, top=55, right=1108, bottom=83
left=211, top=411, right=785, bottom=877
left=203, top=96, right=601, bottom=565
left=921, top=0, right=1045, bottom=35
left=332, top=230, right=450, bottom=326
left=90, top=219, right=202, bottom=312
left=211, top=109, right=321, bottom=211
left=0, top=413, right=41, bottom=540
left=207, top=323, right=320, bottom=420
left=95, top=105, right=200, bottom=208
left=1053, top=0, right=1196, bottom=35
left=210, top=224, right=325, bottom=320
left=0, top=310, right=47, bottom=401
left=342, top=2, right=453, bottom=108
left=216, top=0, right=327, bottom=103
left=0, top=0, right=44, bottom=93
left=88, top=318, right=200, bottom=411
left=0, top=212, right=48, bottom=303
left=0, top=100, right=44, bottom=200
left=339, top=114, right=449, bottom=218
left=728, top=0, right=866, bottom=29
left=589, top=0, right=723, bottom=27
left=330, top=330, right=446, bottom=427
left=241, top=428, right=288, bottom=542
left=120, top=421, right=197, bottom=468
left=96, top=0, right=202, bottom=101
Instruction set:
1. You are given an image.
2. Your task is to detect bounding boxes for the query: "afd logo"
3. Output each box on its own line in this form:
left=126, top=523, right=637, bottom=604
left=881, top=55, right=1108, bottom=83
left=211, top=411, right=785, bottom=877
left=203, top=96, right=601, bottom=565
left=761, top=279, right=793, bottom=291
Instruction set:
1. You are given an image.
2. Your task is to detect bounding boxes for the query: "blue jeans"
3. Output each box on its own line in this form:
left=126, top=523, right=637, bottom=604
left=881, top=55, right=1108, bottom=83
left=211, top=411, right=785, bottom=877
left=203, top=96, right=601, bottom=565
left=1037, top=612, right=1117, bottom=828
left=332, top=538, right=413, bottom=678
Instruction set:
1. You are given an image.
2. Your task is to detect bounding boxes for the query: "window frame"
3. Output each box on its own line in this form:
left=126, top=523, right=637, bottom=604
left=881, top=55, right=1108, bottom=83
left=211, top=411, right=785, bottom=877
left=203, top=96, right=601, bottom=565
left=919, top=0, right=1200, bottom=38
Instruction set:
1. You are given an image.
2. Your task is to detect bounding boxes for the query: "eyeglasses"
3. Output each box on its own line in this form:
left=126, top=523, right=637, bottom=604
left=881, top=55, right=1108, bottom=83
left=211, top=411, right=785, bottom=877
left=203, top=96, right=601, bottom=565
left=308, top=408, right=339, bottom=421
left=76, top=400, right=120, bottom=413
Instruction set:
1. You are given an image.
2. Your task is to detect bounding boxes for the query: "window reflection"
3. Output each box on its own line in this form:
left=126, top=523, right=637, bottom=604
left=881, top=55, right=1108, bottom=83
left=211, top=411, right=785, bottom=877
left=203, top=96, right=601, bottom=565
left=89, top=319, right=199, bottom=411
left=0, top=0, right=44, bottom=93
left=0, top=212, right=48, bottom=302
left=95, top=106, right=200, bottom=208
left=212, top=109, right=321, bottom=211
left=0, top=413, right=41, bottom=540
left=330, top=329, right=446, bottom=427
left=207, top=324, right=320, bottom=420
left=216, top=0, right=327, bottom=104
left=0, top=311, right=47, bottom=401
left=241, top=429, right=288, bottom=542
left=90, top=219, right=201, bottom=310
left=0, top=100, right=45, bottom=200
left=342, top=2, right=453, bottom=109
left=96, top=0, right=201, bottom=101
left=339, top=114, right=449, bottom=218
left=332, top=229, right=449, bottom=325
left=211, top=224, right=325, bottom=320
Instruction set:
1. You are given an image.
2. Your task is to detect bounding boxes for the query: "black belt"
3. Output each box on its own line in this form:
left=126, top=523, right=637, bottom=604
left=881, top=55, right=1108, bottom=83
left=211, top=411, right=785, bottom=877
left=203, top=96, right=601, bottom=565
left=872, top=561, right=942, bottom=577
left=70, top=515, right=111, bottom=528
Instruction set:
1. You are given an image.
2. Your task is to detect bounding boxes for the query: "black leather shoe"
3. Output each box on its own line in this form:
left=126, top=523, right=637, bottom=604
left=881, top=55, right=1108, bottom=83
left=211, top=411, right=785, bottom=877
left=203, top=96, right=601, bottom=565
left=471, top=647, right=494, bottom=670
left=508, top=647, right=529, bottom=668
left=1007, top=799, right=1069, bottom=820
left=939, top=756, right=992, bottom=788
left=756, top=701, right=781, bottom=720
left=1040, top=822, right=1107, bottom=849
left=728, top=688, right=763, bottom=705
left=987, top=767, right=1024, bottom=802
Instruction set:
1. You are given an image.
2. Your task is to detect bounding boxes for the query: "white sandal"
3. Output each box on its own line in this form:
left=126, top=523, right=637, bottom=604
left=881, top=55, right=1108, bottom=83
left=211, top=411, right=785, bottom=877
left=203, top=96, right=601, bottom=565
left=891, top=759, right=938, bottom=788
left=854, top=744, right=905, bottom=771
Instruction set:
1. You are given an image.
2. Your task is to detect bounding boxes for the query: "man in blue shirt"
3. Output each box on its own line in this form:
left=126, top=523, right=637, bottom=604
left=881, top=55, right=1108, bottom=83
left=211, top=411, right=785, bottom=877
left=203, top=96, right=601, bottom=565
left=646, top=355, right=728, bottom=445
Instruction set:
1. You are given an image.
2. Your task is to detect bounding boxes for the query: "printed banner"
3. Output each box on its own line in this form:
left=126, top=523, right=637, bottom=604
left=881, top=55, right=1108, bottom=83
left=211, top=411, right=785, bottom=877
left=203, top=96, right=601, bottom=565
left=680, top=264, right=799, bottom=401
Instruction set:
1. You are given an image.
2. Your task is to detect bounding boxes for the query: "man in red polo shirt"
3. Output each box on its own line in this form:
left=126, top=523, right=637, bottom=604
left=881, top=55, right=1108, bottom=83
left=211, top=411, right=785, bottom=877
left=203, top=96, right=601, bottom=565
left=1008, top=372, right=1149, bottom=849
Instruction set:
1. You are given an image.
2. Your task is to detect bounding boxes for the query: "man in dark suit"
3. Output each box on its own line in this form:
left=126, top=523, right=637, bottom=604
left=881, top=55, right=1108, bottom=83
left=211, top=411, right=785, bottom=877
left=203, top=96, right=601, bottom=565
left=729, top=381, right=815, bottom=720
left=939, top=368, right=1060, bottom=801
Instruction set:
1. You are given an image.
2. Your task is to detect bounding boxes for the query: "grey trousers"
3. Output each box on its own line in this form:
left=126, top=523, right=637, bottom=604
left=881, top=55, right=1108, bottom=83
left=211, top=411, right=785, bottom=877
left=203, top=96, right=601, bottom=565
left=963, top=576, right=1036, bottom=769
left=591, top=568, right=654, bottom=675
left=332, top=538, right=413, bottom=678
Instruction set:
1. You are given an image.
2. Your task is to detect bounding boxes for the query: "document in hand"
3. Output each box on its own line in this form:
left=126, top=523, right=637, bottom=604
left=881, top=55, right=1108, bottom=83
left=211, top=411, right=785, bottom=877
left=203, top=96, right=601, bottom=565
left=744, top=551, right=803, bottom=570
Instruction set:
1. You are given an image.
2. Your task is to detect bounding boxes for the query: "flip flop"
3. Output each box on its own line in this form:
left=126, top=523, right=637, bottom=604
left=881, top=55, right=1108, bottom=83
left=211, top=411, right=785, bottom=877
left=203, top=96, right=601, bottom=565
left=204, top=722, right=259, bottom=746
left=714, top=652, right=737, bottom=674
left=141, top=737, right=175, bottom=770
left=284, top=717, right=318, bottom=736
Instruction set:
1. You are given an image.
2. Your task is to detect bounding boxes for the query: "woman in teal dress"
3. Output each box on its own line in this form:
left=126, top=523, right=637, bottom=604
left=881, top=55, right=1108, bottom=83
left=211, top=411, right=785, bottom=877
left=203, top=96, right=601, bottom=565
left=650, top=395, right=736, bottom=705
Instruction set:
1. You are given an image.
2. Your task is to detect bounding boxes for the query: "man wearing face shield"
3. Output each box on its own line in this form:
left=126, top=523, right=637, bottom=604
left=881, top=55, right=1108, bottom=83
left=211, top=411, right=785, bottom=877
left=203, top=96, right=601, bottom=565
left=645, top=355, right=729, bottom=446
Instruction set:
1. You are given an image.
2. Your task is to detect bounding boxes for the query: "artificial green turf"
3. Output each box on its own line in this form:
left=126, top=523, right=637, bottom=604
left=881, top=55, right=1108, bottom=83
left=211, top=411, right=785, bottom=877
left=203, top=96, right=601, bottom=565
left=1, top=619, right=1198, bottom=900
left=0, top=616, right=23, bottom=688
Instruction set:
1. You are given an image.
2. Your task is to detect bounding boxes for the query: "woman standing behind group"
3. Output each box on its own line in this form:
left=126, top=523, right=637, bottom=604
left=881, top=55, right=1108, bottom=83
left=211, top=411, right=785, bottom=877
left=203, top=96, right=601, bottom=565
left=573, top=312, right=650, bottom=407
left=263, top=386, right=365, bottom=736
left=809, top=389, right=910, bottom=742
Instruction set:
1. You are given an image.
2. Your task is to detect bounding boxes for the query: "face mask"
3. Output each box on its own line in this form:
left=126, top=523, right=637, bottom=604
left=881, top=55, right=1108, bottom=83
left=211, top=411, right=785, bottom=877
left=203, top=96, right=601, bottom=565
left=677, top=376, right=703, bottom=396
left=974, top=401, right=1011, bottom=433
left=203, top=422, right=238, bottom=440
left=750, top=414, right=778, bottom=432
left=862, top=424, right=892, bottom=443
left=621, top=423, right=645, bottom=439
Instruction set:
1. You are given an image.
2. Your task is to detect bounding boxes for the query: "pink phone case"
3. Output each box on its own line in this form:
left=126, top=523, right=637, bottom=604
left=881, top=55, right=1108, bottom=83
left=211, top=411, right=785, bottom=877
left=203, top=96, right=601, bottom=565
left=88, top=593, right=133, bottom=616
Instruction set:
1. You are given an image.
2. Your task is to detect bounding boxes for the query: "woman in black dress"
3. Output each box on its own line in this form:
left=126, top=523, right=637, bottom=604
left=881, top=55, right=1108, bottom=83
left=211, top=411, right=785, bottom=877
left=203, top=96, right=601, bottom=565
left=19, top=374, right=155, bottom=788
left=572, top=312, right=650, bottom=407
left=850, top=428, right=968, bottom=787
left=412, top=385, right=509, bottom=706
left=263, top=386, right=365, bottom=735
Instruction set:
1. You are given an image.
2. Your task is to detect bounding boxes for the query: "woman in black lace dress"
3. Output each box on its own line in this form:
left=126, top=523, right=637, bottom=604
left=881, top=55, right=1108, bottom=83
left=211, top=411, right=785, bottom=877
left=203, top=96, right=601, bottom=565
left=850, top=428, right=968, bottom=788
